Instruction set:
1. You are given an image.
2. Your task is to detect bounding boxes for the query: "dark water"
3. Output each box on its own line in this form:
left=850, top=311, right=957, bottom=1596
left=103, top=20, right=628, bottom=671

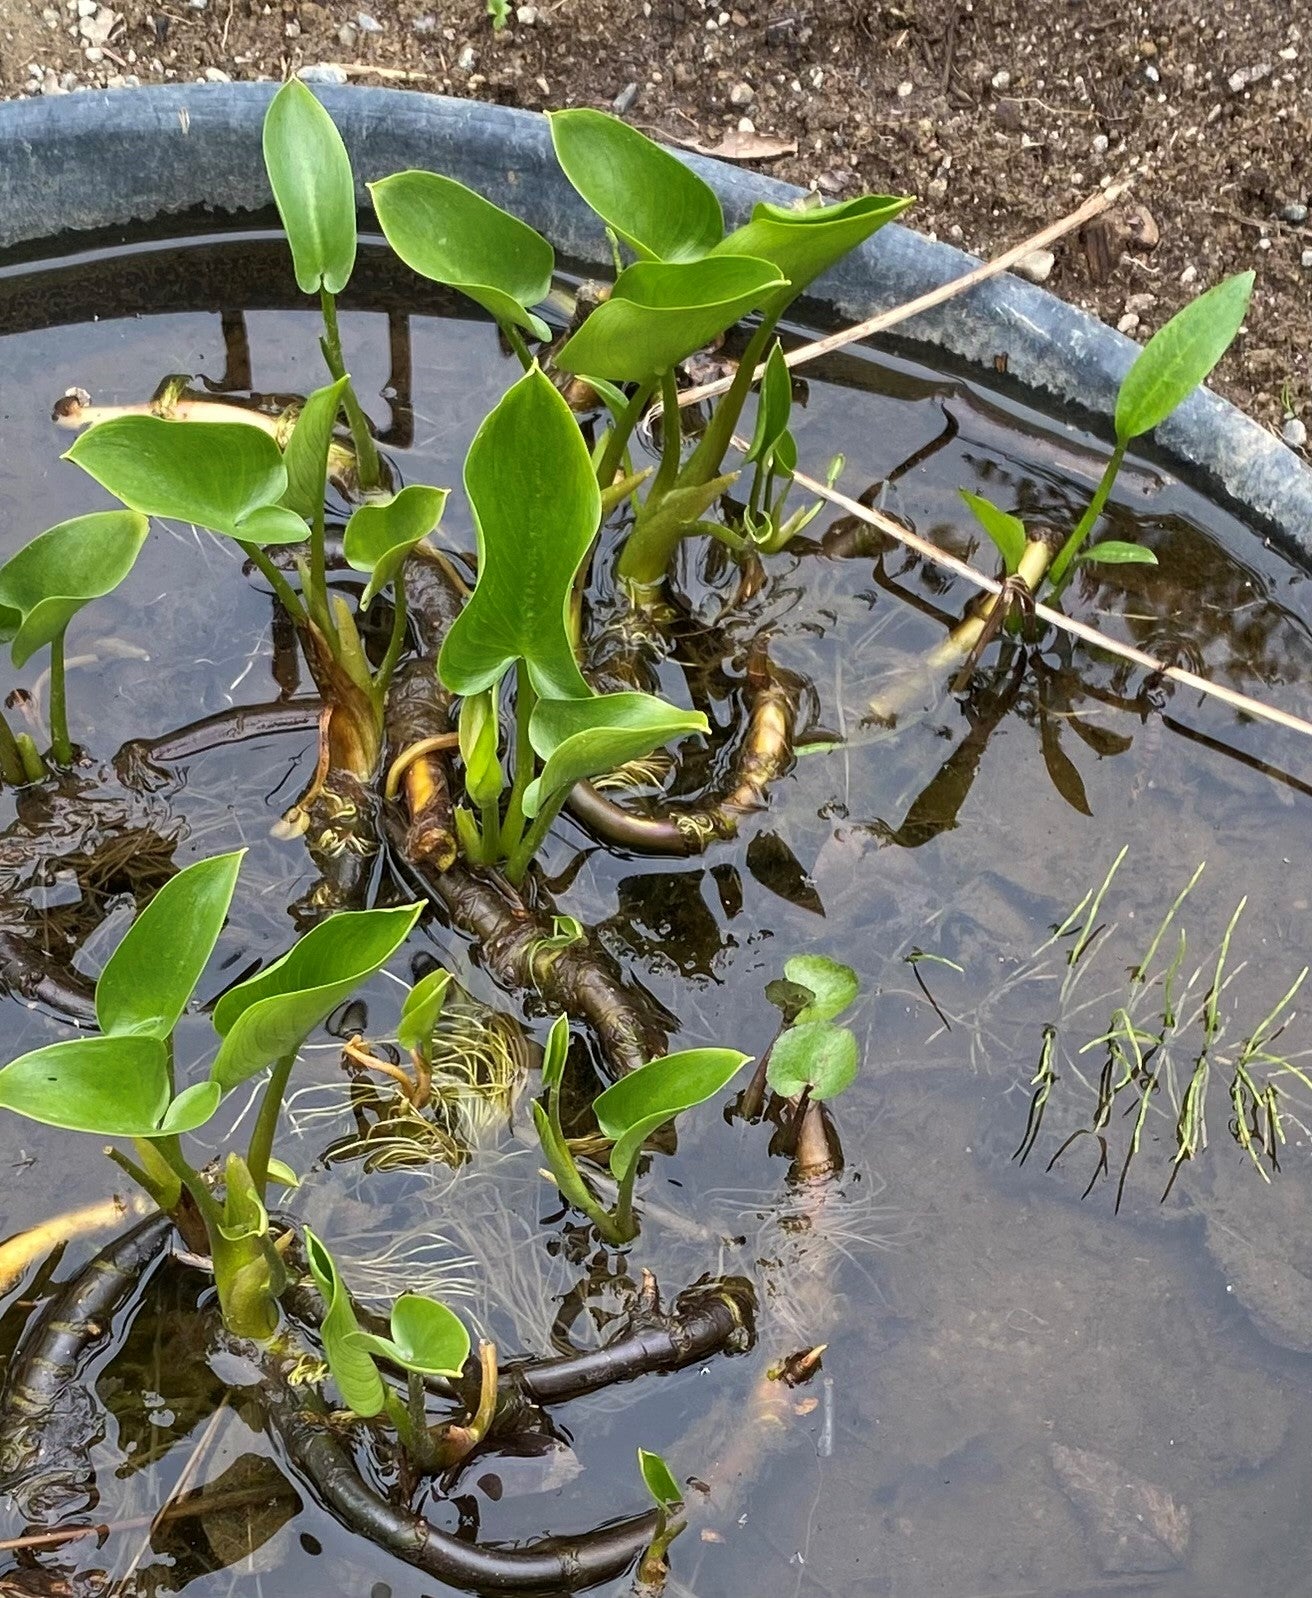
left=3, top=228, right=1312, bottom=1597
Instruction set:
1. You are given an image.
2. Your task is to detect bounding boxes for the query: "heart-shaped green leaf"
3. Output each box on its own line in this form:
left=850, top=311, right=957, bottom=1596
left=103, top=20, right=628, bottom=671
left=783, top=954, right=859, bottom=1023
left=594, top=1047, right=750, bottom=1184
left=262, top=79, right=357, bottom=296
left=350, top=1293, right=470, bottom=1378
left=1114, top=271, right=1253, bottom=442
left=96, top=850, right=245, bottom=1040
left=959, top=489, right=1027, bottom=577
left=555, top=256, right=788, bottom=381
left=210, top=902, right=423, bottom=1091
left=0, top=511, right=149, bottom=667
left=343, top=484, right=449, bottom=605
left=65, top=416, right=306, bottom=544
left=714, top=193, right=913, bottom=301
left=744, top=341, right=794, bottom=466
left=0, top=1034, right=170, bottom=1135
left=438, top=365, right=599, bottom=700
left=369, top=170, right=554, bottom=339
left=304, top=1227, right=386, bottom=1417
left=525, top=691, right=707, bottom=818
left=281, top=377, right=349, bottom=520
left=637, top=1447, right=683, bottom=1509
left=1077, top=540, right=1159, bottom=567
left=766, top=1019, right=858, bottom=1102
left=158, top=1078, right=225, bottom=1135
left=396, top=968, right=451, bottom=1059
left=548, top=108, right=723, bottom=263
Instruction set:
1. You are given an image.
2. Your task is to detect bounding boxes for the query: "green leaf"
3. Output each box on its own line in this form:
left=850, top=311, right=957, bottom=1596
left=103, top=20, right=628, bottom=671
left=766, top=1019, right=858, bottom=1102
left=281, top=377, right=349, bottom=520
left=783, top=954, right=859, bottom=1023
left=555, top=256, right=788, bottom=381
left=764, top=976, right=815, bottom=1025
left=304, top=1228, right=386, bottom=1417
left=396, top=968, right=451, bottom=1059
left=0, top=1034, right=170, bottom=1135
left=0, top=511, right=149, bottom=667
left=217, top=1153, right=271, bottom=1244
left=343, top=484, right=449, bottom=605
left=458, top=689, right=503, bottom=808
left=438, top=366, right=599, bottom=700
left=713, top=193, right=913, bottom=302
left=265, top=1157, right=301, bottom=1189
left=158, top=1078, right=224, bottom=1135
left=541, top=1013, right=570, bottom=1092
left=97, top=850, right=245, bottom=1041
left=350, top=1294, right=471, bottom=1378
left=637, top=1447, right=683, bottom=1509
left=745, top=341, right=793, bottom=465
left=1114, top=271, right=1254, bottom=442
left=525, top=691, right=707, bottom=818
left=1077, top=540, right=1159, bottom=567
left=369, top=170, right=554, bottom=340
left=210, top=903, right=424, bottom=1091
left=65, top=417, right=304, bottom=544
left=548, top=109, right=723, bottom=264
left=235, top=503, right=314, bottom=546
left=262, top=79, right=357, bottom=296
left=959, top=489, right=1027, bottom=577
left=594, top=1047, right=750, bottom=1184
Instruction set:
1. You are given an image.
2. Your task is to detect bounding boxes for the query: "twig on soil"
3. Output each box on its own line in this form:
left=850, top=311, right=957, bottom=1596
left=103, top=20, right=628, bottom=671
left=659, top=182, right=1130, bottom=419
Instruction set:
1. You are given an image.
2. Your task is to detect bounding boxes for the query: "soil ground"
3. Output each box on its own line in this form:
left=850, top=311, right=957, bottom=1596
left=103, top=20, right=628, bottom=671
left=1, top=0, right=1308, bottom=440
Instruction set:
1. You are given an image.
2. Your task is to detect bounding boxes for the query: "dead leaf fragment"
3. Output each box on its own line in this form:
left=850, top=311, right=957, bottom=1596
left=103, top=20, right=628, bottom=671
left=1050, top=1442, right=1190, bottom=1574
left=679, top=130, right=799, bottom=162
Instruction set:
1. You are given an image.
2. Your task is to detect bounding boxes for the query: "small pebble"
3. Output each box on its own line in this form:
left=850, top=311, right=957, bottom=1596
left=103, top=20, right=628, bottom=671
left=202, top=65, right=230, bottom=80
left=1013, top=248, right=1055, bottom=284
left=356, top=10, right=381, bottom=29
left=729, top=81, right=754, bottom=105
left=337, top=22, right=356, bottom=45
left=1279, top=202, right=1309, bottom=224
left=1118, top=311, right=1141, bottom=334
left=737, top=115, right=755, bottom=133
left=1143, top=64, right=1159, bottom=82
left=76, top=0, right=95, bottom=16
left=1092, top=133, right=1109, bottom=154
left=1283, top=417, right=1308, bottom=449
left=926, top=176, right=948, bottom=201
left=1302, top=248, right=1312, bottom=269
left=991, top=68, right=1011, bottom=90
left=411, top=12, right=436, bottom=30
left=1180, top=263, right=1198, bottom=285
left=297, top=62, right=349, bottom=83
left=456, top=43, right=476, bottom=70
left=896, top=79, right=913, bottom=98
left=612, top=81, right=638, bottom=114
left=515, top=4, right=537, bottom=21
left=1124, top=291, right=1156, bottom=314
left=1227, top=63, right=1272, bottom=93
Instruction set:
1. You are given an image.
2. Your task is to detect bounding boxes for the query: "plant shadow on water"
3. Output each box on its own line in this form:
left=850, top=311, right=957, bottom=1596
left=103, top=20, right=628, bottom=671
left=2, top=216, right=1312, bottom=1598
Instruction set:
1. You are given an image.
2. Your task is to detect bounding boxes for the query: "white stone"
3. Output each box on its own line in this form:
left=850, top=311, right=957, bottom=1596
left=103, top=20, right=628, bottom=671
left=737, top=115, right=755, bottom=133
left=297, top=62, right=349, bottom=83
left=729, top=80, right=753, bottom=104
left=1092, top=133, right=1108, bottom=153
left=1013, top=248, right=1055, bottom=283
left=897, top=79, right=912, bottom=97
left=203, top=65, right=230, bottom=80
left=1283, top=417, right=1308, bottom=448
left=1117, top=311, right=1140, bottom=334
left=1179, top=263, right=1198, bottom=284
left=515, top=4, right=537, bottom=21
left=356, top=10, right=382, bottom=28
left=991, top=68, right=1011, bottom=90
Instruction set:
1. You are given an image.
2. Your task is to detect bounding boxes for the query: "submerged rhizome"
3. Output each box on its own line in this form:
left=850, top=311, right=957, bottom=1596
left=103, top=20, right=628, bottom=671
left=0, top=83, right=1277, bottom=1593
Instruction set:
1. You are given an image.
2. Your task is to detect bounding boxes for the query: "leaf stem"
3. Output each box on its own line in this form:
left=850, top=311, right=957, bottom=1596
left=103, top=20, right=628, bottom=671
left=374, top=569, right=408, bottom=698
left=679, top=310, right=781, bottom=490
left=500, top=320, right=535, bottom=373
left=47, top=627, right=73, bottom=766
left=1048, top=441, right=1128, bottom=591
left=319, top=289, right=383, bottom=493
left=504, top=787, right=569, bottom=886
left=594, top=377, right=659, bottom=494
left=15, top=735, right=47, bottom=786
left=246, top=1052, right=297, bottom=1200
left=239, top=541, right=309, bottom=629
left=650, top=368, right=682, bottom=502
left=153, top=1135, right=223, bottom=1230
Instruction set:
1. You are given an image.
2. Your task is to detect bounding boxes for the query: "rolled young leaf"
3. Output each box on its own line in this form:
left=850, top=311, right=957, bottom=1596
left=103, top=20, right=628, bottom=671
left=369, top=170, right=554, bottom=340
left=525, top=691, right=708, bottom=818
left=343, top=484, right=450, bottom=604
left=438, top=365, right=599, bottom=700
left=0, top=511, right=149, bottom=667
left=96, top=849, right=245, bottom=1040
left=782, top=954, right=859, bottom=1024
left=765, top=1019, right=859, bottom=1101
left=548, top=108, right=723, bottom=263
left=1114, top=271, right=1254, bottom=443
left=349, top=1293, right=471, bottom=1378
left=304, top=1227, right=386, bottom=1417
left=65, top=416, right=307, bottom=545
left=1078, top=541, right=1159, bottom=566
left=744, top=341, right=794, bottom=466
left=458, top=689, right=503, bottom=809
left=593, top=1048, right=750, bottom=1184
left=262, top=79, right=357, bottom=296
left=554, top=256, right=788, bottom=382
left=713, top=193, right=913, bottom=302
left=281, top=376, right=349, bottom=520
left=209, top=902, right=424, bottom=1091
